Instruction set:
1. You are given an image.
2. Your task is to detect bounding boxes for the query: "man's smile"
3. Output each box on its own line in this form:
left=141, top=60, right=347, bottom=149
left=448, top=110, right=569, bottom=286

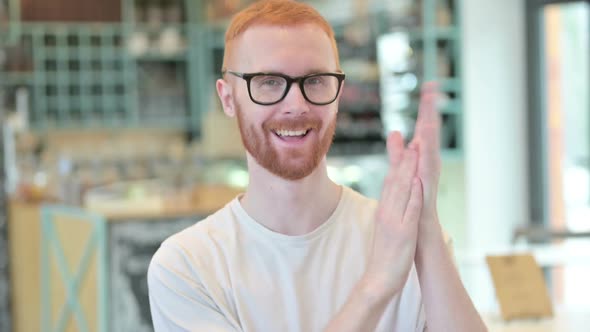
left=273, top=128, right=312, bottom=138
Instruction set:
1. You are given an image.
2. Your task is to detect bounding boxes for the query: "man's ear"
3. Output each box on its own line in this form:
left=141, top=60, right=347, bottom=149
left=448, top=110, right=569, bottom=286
left=216, top=78, right=236, bottom=117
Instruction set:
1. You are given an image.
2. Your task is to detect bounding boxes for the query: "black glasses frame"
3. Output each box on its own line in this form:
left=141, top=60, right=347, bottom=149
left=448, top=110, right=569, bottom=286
left=223, top=70, right=346, bottom=106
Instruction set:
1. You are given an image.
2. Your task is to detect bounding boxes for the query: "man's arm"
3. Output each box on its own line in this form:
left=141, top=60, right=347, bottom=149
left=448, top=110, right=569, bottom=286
left=416, top=219, right=486, bottom=332
left=324, top=133, right=424, bottom=332
left=322, top=276, right=404, bottom=332
left=411, top=82, right=487, bottom=331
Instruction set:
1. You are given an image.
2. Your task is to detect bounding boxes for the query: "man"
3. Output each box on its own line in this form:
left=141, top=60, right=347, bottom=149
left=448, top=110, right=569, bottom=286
left=148, top=0, right=487, bottom=331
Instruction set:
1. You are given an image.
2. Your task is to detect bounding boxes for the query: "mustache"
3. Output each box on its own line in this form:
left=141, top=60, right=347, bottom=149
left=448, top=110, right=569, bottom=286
left=263, top=117, right=321, bottom=131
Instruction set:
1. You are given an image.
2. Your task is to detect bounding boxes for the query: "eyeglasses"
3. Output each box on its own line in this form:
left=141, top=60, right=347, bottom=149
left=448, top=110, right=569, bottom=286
left=224, top=70, right=345, bottom=106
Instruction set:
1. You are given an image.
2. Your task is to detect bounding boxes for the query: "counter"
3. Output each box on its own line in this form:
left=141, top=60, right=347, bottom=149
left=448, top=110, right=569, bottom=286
left=9, top=184, right=242, bottom=332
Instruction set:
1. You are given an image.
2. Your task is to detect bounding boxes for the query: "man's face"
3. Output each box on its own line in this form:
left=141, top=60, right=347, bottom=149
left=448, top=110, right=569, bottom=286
left=221, top=24, right=341, bottom=181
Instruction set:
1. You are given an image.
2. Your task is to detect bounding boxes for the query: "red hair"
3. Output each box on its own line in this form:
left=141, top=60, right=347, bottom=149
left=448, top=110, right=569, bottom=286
left=222, top=0, right=340, bottom=71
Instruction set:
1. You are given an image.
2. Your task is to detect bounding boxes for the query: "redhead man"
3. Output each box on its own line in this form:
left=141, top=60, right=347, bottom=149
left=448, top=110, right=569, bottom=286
left=148, top=1, right=487, bottom=331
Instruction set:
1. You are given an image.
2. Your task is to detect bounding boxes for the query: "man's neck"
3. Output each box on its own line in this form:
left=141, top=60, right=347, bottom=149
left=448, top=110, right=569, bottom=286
left=240, top=157, right=342, bottom=236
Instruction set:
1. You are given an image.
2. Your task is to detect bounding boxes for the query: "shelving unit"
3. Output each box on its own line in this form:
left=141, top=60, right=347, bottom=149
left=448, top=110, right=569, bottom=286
left=1, top=1, right=15, bottom=326
left=2, top=0, right=463, bottom=154
left=326, top=0, right=464, bottom=157
left=10, top=24, right=134, bottom=130
left=0, top=111, right=12, bottom=332
left=1, top=0, right=207, bottom=134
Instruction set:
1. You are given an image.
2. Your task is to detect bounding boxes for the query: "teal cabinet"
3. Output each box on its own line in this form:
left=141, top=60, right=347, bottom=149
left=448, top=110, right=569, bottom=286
left=320, top=0, right=463, bottom=157
left=2, top=0, right=462, bottom=155
left=1, top=0, right=207, bottom=134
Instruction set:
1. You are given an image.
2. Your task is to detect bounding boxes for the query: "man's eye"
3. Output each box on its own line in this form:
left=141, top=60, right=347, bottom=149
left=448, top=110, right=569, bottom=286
left=257, top=77, right=284, bottom=87
left=306, top=77, right=323, bottom=85
left=263, top=79, right=280, bottom=86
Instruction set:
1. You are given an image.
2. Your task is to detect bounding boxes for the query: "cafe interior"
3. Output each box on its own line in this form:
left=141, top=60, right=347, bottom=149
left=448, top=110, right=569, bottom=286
left=1, top=0, right=589, bottom=331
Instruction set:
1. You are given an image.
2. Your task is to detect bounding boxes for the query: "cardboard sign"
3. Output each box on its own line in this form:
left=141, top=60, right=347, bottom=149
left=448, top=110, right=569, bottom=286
left=486, top=253, right=554, bottom=320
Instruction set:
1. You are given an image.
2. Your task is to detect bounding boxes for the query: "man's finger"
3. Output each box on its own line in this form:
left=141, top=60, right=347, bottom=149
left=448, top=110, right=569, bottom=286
left=402, top=177, right=423, bottom=225
left=387, top=149, right=418, bottom=221
left=386, top=130, right=404, bottom=166
left=416, top=82, right=440, bottom=133
left=414, top=81, right=441, bottom=152
left=377, top=148, right=418, bottom=224
left=380, top=131, right=404, bottom=212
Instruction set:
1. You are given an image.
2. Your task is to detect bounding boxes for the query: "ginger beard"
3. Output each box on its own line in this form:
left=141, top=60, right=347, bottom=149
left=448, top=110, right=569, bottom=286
left=235, top=103, right=337, bottom=181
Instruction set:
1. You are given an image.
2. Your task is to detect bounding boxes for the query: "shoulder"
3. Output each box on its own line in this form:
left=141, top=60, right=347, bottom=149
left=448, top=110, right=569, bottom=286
left=338, top=186, right=378, bottom=226
left=148, top=201, right=240, bottom=280
left=167, top=203, right=238, bottom=248
left=341, top=186, right=378, bottom=211
left=147, top=202, right=244, bottom=330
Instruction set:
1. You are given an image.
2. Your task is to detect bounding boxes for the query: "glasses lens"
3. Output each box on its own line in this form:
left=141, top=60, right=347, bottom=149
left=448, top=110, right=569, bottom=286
left=303, top=75, right=340, bottom=104
left=250, top=75, right=288, bottom=104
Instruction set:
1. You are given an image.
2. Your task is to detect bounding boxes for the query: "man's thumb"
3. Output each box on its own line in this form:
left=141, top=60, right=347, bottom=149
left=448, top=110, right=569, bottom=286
left=386, top=131, right=404, bottom=165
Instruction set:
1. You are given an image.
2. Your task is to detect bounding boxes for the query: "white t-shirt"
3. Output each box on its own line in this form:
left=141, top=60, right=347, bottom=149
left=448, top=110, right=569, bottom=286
left=148, top=186, right=431, bottom=332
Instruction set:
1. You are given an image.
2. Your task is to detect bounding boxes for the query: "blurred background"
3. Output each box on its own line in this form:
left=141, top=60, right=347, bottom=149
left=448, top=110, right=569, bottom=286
left=0, top=0, right=588, bottom=331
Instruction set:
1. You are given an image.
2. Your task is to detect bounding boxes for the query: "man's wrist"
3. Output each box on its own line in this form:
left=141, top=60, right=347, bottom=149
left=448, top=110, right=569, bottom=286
left=356, top=275, right=398, bottom=309
left=417, top=211, right=444, bottom=251
left=419, top=208, right=441, bottom=232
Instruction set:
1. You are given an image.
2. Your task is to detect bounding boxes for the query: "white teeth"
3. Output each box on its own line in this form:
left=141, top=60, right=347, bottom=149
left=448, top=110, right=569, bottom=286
left=275, top=129, right=309, bottom=137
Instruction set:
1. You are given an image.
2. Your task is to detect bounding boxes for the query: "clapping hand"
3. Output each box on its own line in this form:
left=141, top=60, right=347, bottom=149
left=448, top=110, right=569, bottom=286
left=364, top=82, right=441, bottom=296
left=365, top=131, right=422, bottom=297
left=409, top=82, right=442, bottom=233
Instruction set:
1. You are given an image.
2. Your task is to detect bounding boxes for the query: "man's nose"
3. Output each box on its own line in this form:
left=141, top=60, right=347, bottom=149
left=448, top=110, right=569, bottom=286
left=281, top=83, right=310, bottom=115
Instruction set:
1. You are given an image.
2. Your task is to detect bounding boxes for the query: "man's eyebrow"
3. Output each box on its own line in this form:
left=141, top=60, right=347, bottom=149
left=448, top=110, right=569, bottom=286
left=303, top=68, right=334, bottom=75
left=254, top=68, right=334, bottom=76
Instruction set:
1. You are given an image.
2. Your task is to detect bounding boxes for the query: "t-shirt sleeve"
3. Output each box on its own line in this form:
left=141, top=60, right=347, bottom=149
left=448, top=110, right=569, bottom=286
left=147, top=242, right=239, bottom=332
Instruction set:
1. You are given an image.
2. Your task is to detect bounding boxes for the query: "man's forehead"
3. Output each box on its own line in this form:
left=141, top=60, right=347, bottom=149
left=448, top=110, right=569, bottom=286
left=237, top=23, right=331, bottom=47
left=241, top=22, right=325, bottom=36
left=231, top=24, right=337, bottom=72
